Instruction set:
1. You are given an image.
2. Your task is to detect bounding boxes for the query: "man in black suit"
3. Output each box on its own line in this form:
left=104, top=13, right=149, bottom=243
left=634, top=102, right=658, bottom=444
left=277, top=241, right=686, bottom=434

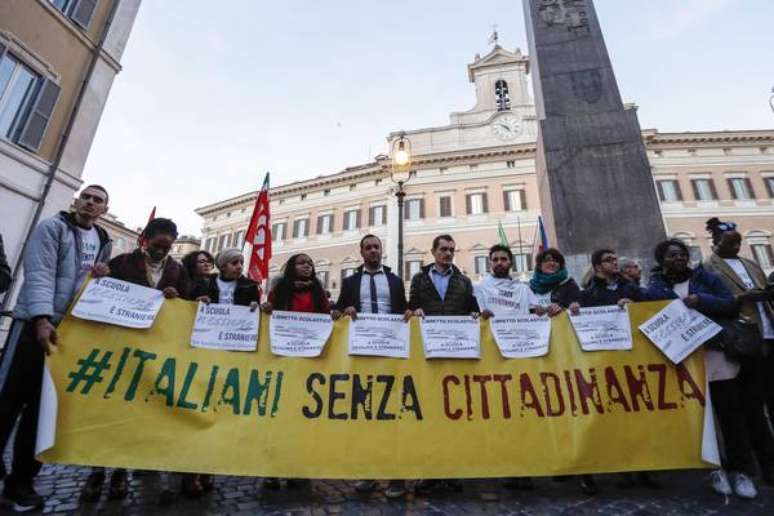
left=333, top=234, right=409, bottom=319
left=332, top=234, right=410, bottom=499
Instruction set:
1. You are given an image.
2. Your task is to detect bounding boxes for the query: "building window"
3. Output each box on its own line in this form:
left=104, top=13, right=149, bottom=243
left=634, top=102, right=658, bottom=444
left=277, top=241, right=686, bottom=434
left=343, top=209, right=360, bottom=231
left=205, top=237, right=216, bottom=252
left=0, top=54, right=38, bottom=140
left=763, top=176, right=774, bottom=198
left=727, top=177, right=754, bottom=200
left=271, top=222, right=286, bottom=241
left=233, top=230, right=245, bottom=248
left=293, top=218, right=309, bottom=239
left=300, top=194, right=307, bottom=201
left=0, top=48, right=61, bottom=152
left=690, top=178, right=717, bottom=201
left=506, top=160, right=515, bottom=168
left=503, top=190, right=527, bottom=211
left=405, top=260, right=423, bottom=279
left=656, top=180, right=682, bottom=202
left=440, top=167, right=448, bottom=173
left=349, top=184, right=357, bottom=191
left=217, top=234, right=229, bottom=251
left=474, top=256, right=490, bottom=275
left=374, top=179, right=382, bottom=186
left=49, top=0, right=98, bottom=29
left=316, top=214, right=333, bottom=235
left=513, top=253, right=532, bottom=273
left=404, top=199, right=424, bottom=221
left=368, top=205, right=386, bottom=226
left=470, top=164, right=478, bottom=171
left=751, top=244, right=773, bottom=269
left=317, top=271, right=329, bottom=289
left=439, top=195, right=453, bottom=218
left=495, top=79, right=511, bottom=111
left=340, top=267, right=357, bottom=284
left=323, top=189, right=330, bottom=196
left=688, top=246, right=703, bottom=265
left=466, top=193, right=488, bottom=215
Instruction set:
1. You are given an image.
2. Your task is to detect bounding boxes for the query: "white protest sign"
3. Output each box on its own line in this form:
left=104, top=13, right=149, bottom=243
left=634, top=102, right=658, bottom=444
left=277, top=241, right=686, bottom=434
left=569, top=305, right=633, bottom=351
left=190, top=302, right=259, bottom=352
left=420, top=316, right=480, bottom=359
left=490, top=315, right=552, bottom=358
left=348, top=313, right=410, bottom=358
left=270, top=310, right=333, bottom=357
left=71, top=277, right=164, bottom=329
left=639, top=299, right=722, bottom=364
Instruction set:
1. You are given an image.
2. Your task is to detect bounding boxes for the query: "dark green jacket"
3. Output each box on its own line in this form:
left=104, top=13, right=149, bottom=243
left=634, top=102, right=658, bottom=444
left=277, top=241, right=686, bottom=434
left=408, top=264, right=479, bottom=315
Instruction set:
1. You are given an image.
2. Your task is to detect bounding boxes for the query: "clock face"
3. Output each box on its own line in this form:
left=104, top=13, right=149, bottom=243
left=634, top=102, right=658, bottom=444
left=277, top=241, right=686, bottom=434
left=491, top=115, right=521, bottom=141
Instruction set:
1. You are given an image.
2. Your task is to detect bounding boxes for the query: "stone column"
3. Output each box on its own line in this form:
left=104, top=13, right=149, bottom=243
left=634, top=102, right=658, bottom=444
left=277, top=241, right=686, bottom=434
left=523, top=0, right=666, bottom=278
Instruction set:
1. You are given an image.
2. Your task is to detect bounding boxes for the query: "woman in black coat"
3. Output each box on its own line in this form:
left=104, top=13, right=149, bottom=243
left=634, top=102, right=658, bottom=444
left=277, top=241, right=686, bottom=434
left=193, top=248, right=260, bottom=308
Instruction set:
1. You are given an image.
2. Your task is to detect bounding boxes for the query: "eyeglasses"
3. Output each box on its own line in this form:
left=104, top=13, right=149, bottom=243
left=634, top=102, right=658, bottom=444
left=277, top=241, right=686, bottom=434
left=601, top=256, right=618, bottom=263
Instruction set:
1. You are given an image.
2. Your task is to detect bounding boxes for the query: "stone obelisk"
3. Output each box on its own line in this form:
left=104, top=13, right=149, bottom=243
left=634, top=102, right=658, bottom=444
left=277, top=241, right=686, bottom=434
left=523, top=0, right=666, bottom=277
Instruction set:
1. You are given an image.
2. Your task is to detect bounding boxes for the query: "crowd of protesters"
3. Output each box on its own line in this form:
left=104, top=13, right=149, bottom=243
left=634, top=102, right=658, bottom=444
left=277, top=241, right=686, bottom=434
left=1, top=185, right=774, bottom=510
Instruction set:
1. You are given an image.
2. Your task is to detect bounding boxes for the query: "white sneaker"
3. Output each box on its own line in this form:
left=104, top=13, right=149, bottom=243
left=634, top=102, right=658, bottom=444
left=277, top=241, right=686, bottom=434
left=731, top=472, right=758, bottom=499
left=709, top=470, right=732, bottom=496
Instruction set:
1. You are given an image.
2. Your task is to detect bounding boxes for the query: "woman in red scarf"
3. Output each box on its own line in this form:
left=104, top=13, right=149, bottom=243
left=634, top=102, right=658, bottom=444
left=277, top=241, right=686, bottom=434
left=263, top=253, right=330, bottom=314
left=260, top=253, right=330, bottom=490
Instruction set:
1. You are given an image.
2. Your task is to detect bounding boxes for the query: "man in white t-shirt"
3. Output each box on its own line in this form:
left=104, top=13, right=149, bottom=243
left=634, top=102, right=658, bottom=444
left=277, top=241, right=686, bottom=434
left=1, top=185, right=111, bottom=510
left=475, top=244, right=543, bottom=319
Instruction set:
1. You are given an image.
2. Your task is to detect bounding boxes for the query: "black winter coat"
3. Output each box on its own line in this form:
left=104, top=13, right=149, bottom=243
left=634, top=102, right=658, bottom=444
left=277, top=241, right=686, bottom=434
left=192, top=275, right=260, bottom=307
left=334, top=265, right=407, bottom=314
left=536, top=278, right=581, bottom=308
left=580, top=275, right=644, bottom=308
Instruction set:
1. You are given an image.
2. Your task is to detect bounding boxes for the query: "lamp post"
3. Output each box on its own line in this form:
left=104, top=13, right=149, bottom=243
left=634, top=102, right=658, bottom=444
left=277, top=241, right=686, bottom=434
left=390, top=131, right=412, bottom=279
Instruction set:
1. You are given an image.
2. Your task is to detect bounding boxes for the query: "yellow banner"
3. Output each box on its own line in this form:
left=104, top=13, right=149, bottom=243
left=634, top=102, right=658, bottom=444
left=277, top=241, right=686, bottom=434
left=40, top=300, right=712, bottom=478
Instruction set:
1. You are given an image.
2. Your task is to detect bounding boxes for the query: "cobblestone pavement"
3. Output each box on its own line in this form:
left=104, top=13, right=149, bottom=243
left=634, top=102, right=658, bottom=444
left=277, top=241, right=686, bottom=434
left=1, top=463, right=774, bottom=515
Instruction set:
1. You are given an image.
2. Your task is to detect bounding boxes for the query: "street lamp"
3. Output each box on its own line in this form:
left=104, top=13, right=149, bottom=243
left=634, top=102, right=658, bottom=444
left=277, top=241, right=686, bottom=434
left=390, top=131, right=412, bottom=279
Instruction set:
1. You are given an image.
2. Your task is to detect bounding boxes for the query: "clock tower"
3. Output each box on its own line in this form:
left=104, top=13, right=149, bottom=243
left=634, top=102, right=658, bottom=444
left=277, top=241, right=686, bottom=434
left=387, top=43, right=537, bottom=156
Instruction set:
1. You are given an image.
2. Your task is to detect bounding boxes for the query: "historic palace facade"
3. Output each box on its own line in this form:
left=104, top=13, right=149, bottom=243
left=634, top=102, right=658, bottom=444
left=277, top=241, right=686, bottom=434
left=195, top=46, right=774, bottom=297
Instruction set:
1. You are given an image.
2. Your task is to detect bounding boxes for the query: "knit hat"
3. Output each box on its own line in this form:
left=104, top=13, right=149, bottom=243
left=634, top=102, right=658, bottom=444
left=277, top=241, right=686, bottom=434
left=215, top=248, right=243, bottom=269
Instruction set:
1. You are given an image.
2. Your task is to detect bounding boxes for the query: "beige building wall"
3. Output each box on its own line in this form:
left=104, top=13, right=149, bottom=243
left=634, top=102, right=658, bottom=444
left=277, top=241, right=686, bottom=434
left=196, top=46, right=774, bottom=299
left=0, top=0, right=142, bottom=310
left=170, top=236, right=202, bottom=261
left=97, top=211, right=140, bottom=257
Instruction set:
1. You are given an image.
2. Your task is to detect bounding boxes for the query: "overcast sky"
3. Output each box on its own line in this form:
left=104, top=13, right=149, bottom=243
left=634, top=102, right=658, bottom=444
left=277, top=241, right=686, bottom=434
left=82, top=0, right=774, bottom=236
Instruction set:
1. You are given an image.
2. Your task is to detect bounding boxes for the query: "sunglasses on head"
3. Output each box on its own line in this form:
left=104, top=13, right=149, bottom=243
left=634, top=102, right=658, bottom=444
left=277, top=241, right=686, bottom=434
left=717, top=221, right=737, bottom=232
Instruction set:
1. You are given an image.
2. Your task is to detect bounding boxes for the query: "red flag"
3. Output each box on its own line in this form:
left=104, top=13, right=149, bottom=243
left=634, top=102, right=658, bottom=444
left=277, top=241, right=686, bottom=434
left=138, top=206, right=156, bottom=248
left=244, top=173, right=271, bottom=282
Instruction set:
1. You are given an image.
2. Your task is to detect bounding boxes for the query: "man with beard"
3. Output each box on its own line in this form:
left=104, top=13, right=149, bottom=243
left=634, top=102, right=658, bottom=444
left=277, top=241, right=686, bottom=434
left=0, top=185, right=112, bottom=511
left=474, top=244, right=543, bottom=491
left=333, top=234, right=409, bottom=320
left=474, top=244, right=544, bottom=319
left=332, top=234, right=410, bottom=499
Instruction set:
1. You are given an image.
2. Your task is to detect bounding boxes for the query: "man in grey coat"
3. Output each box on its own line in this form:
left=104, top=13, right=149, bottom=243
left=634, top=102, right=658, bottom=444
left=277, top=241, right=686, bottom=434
left=0, top=185, right=111, bottom=511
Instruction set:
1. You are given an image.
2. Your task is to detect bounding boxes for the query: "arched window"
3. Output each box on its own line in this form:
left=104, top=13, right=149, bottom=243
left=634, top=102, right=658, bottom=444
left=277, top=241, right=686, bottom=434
left=495, top=80, right=510, bottom=111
